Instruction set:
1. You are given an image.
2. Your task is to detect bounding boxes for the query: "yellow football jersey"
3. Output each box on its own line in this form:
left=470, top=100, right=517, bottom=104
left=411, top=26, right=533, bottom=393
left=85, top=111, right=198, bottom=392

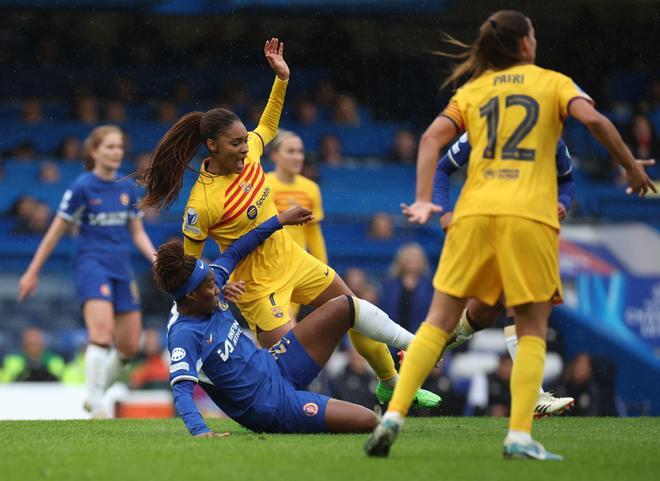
left=265, top=172, right=327, bottom=263
left=182, top=77, right=295, bottom=303
left=441, top=64, right=592, bottom=229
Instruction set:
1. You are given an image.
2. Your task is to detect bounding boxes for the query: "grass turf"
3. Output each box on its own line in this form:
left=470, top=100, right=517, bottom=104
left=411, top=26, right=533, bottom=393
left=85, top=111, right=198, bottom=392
left=1, top=417, right=658, bottom=481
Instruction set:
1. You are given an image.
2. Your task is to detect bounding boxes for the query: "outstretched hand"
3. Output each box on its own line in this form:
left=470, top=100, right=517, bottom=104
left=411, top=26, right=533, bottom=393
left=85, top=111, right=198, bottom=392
left=401, top=201, right=443, bottom=224
left=264, top=38, right=289, bottom=81
left=625, top=159, right=657, bottom=197
left=278, top=206, right=314, bottom=226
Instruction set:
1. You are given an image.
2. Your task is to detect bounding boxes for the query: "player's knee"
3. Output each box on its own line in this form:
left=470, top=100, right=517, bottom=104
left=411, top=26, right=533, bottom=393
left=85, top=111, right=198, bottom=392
left=115, top=337, right=140, bottom=358
left=326, top=295, right=352, bottom=325
left=355, top=408, right=378, bottom=432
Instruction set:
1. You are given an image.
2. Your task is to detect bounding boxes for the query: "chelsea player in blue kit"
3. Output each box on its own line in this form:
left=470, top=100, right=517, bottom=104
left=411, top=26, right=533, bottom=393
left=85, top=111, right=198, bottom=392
left=427, top=133, right=576, bottom=417
left=18, top=126, right=156, bottom=416
left=154, top=206, right=418, bottom=436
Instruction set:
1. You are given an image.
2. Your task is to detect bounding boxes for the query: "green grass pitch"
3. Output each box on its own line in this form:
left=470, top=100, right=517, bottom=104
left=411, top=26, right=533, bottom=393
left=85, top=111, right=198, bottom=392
left=1, top=417, right=658, bottom=481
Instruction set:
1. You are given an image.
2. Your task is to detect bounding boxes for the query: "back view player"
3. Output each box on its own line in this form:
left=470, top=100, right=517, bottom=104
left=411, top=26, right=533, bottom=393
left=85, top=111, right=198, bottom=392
left=18, top=125, right=156, bottom=417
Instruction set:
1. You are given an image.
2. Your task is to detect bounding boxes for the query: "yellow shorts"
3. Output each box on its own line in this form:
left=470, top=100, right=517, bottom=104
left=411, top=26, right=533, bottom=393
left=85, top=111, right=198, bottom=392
left=433, top=215, right=562, bottom=307
left=237, top=251, right=335, bottom=333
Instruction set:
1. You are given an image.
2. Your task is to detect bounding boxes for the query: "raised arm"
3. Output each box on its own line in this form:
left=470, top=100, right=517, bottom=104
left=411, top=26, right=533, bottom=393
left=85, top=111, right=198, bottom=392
left=210, top=206, right=313, bottom=285
left=253, top=38, right=290, bottom=149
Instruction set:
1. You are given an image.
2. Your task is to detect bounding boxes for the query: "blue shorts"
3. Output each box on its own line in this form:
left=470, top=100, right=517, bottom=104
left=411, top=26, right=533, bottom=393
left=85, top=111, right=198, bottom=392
left=266, top=332, right=329, bottom=433
left=74, top=258, right=140, bottom=313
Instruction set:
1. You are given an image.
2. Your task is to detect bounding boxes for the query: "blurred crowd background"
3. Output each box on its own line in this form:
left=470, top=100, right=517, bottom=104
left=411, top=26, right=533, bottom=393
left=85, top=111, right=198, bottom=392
left=1, top=0, right=659, bottom=417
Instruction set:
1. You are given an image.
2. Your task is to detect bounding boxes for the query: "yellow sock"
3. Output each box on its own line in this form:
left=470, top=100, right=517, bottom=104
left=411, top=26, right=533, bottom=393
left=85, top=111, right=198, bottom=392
left=348, top=329, right=397, bottom=381
left=509, top=335, right=546, bottom=433
left=388, top=322, right=449, bottom=416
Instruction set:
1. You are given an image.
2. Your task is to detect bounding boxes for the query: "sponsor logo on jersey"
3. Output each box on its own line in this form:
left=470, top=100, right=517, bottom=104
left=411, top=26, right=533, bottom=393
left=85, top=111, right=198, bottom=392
left=247, top=205, right=258, bottom=220
left=303, top=402, right=319, bottom=417
left=207, top=333, right=213, bottom=344
left=271, top=306, right=284, bottom=318
left=88, top=211, right=129, bottom=226
left=239, top=181, right=252, bottom=193
left=484, top=168, right=496, bottom=179
left=100, top=284, right=111, bottom=297
left=255, top=186, right=271, bottom=208
left=171, top=347, right=186, bottom=362
left=120, top=193, right=130, bottom=206
left=169, top=361, right=189, bottom=373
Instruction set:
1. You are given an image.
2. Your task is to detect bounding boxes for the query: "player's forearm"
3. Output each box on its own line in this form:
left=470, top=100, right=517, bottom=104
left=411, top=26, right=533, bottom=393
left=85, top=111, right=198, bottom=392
left=416, top=127, right=453, bottom=202
left=26, top=216, right=69, bottom=275
left=305, top=223, right=328, bottom=264
left=132, top=229, right=156, bottom=264
left=432, top=157, right=457, bottom=212
left=254, top=77, right=288, bottom=146
left=210, top=216, right=283, bottom=275
left=583, top=113, right=636, bottom=172
left=172, top=381, right=211, bottom=436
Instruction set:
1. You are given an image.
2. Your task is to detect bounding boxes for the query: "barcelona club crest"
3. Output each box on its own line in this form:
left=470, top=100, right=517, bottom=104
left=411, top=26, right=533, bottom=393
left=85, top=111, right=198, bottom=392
left=271, top=306, right=284, bottom=319
left=239, top=181, right=252, bottom=193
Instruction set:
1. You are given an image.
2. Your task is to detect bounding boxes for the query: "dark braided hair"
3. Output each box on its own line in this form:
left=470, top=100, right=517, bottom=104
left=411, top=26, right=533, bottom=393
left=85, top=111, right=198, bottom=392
left=153, top=239, right=197, bottom=298
left=138, top=108, right=240, bottom=210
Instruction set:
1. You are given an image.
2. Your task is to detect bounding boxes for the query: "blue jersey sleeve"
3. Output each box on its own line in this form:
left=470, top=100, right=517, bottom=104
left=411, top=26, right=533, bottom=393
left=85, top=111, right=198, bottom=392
left=555, top=138, right=573, bottom=176
left=432, top=155, right=459, bottom=212
left=446, top=132, right=471, bottom=168
left=210, top=215, right=283, bottom=286
left=172, top=380, right=211, bottom=436
left=57, top=181, right=87, bottom=222
left=168, top=326, right=201, bottom=386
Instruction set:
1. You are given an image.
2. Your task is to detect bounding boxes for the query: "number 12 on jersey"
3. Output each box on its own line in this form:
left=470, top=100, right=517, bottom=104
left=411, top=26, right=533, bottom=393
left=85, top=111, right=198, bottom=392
left=479, top=95, right=539, bottom=161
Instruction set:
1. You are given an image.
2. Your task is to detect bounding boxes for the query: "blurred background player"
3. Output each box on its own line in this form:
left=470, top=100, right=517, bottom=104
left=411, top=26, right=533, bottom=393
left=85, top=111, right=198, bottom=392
left=431, top=132, right=576, bottom=417
left=366, top=9, right=654, bottom=460
left=267, top=130, right=328, bottom=320
left=156, top=206, right=417, bottom=436
left=17, top=125, right=156, bottom=417
left=138, top=39, right=441, bottom=408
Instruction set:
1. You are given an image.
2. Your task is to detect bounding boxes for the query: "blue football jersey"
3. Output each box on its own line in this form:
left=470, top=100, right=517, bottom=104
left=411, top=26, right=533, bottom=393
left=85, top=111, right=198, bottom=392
left=167, top=298, right=284, bottom=428
left=57, top=172, right=142, bottom=279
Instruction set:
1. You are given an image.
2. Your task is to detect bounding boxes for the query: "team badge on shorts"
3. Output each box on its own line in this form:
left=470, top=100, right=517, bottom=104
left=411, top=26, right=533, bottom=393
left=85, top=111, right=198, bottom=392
left=271, top=306, right=284, bottom=318
left=120, top=193, right=130, bottom=206
left=303, top=402, right=319, bottom=417
left=99, top=284, right=111, bottom=297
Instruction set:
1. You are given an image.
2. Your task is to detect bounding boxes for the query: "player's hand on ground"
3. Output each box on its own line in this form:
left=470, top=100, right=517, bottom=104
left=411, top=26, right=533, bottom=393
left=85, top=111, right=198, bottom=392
left=17, top=271, right=38, bottom=302
left=278, top=206, right=314, bottom=226
left=195, top=431, right=230, bottom=438
left=440, top=211, right=453, bottom=231
left=625, top=159, right=657, bottom=197
left=264, top=38, right=289, bottom=81
left=401, top=201, right=443, bottom=224
left=223, top=281, right=246, bottom=302
left=558, top=203, right=567, bottom=221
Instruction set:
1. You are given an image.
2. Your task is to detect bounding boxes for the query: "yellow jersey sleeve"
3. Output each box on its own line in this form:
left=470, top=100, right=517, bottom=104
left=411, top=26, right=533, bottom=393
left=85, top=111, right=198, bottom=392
left=249, top=77, right=289, bottom=160
left=556, top=73, right=593, bottom=119
left=182, top=187, right=217, bottom=258
left=440, top=91, right=467, bottom=132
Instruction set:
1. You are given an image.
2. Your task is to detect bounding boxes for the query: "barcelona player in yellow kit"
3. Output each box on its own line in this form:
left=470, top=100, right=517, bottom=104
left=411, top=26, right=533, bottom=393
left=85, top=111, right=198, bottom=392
left=267, top=130, right=327, bottom=319
left=138, top=39, right=440, bottom=408
left=366, top=11, right=655, bottom=460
